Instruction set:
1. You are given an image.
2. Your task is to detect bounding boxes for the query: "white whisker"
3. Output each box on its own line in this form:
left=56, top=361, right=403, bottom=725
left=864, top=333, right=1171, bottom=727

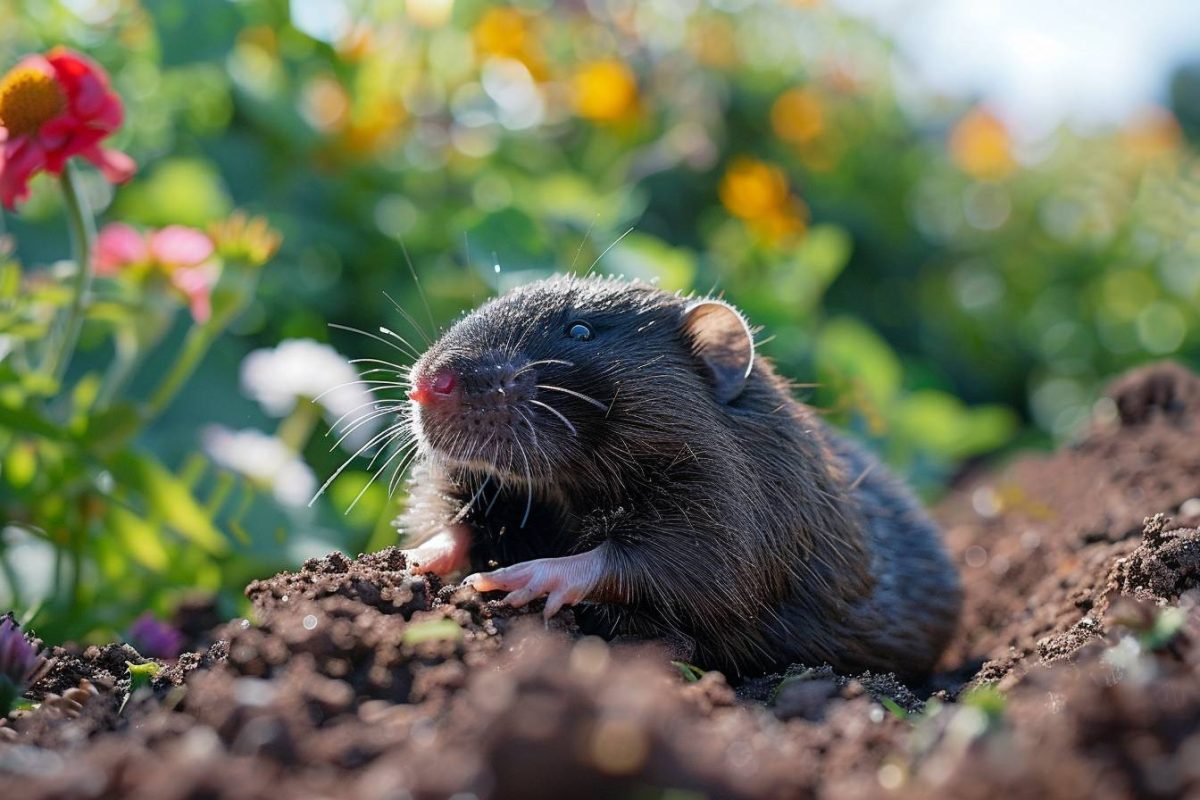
left=330, top=322, right=421, bottom=359
left=585, top=225, right=634, bottom=276
left=535, top=384, right=608, bottom=411
left=527, top=399, right=578, bottom=437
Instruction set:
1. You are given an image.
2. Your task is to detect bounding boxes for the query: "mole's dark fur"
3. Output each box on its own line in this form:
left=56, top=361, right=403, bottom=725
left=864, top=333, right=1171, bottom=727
left=398, top=275, right=961, bottom=678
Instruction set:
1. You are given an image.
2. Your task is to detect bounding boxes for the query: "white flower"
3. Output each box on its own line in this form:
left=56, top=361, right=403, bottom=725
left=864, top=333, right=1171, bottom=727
left=240, top=338, right=391, bottom=449
left=202, top=426, right=317, bottom=508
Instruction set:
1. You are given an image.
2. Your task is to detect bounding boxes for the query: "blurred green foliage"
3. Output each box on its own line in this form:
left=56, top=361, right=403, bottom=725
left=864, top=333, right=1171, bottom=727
left=1, top=0, right=1198, bottom=642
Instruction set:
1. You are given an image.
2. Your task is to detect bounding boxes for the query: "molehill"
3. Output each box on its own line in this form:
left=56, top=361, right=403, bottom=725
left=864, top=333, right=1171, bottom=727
left=4, top=361, right=1200, bottom=799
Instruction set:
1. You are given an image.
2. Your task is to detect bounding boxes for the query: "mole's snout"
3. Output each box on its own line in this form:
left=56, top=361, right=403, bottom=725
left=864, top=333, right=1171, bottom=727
left=409, top=368, right=458, bottom=406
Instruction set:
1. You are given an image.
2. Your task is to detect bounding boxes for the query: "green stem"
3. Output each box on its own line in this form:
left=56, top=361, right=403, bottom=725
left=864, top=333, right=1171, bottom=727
left=276, top=399, right=320, bottom=454
left=42, top=163, right=96, bottom=385
left=143, top=323, right=216, bottom=422
left=93, top=326, right=140, bottom=411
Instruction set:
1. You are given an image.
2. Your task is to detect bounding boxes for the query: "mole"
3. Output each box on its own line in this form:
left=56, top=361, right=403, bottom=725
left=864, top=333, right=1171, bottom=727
left=394, top=274, right=961, bottom=678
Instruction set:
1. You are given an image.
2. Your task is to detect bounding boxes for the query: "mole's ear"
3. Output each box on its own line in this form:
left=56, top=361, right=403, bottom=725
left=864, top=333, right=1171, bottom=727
left=681, top=300, right=755, bottom=404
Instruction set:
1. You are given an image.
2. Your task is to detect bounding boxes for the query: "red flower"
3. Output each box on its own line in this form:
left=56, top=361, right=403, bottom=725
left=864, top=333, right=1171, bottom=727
left=0, top=47, right=136, bottom=210
left=94, top=223, right=218, bottom=323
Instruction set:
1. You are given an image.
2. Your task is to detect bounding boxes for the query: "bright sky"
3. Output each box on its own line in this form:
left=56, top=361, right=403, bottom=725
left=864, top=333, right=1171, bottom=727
left=834, top=0, right=1200, bottom=139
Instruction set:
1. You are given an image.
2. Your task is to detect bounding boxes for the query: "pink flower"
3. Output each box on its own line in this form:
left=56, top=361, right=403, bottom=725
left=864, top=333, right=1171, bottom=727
left=0, top=47, right=136, bottom=210
left=93, top=222, right=218, bottom=323
left=94, top=222, right=147, bottom=275
left=149, top=225, right=215, bottom=267
left=170, top=262, right=218, bottom=324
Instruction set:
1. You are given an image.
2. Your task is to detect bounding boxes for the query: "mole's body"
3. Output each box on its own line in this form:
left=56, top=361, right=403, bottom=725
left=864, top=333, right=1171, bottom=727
left=397, top=275, right=960, bottom=678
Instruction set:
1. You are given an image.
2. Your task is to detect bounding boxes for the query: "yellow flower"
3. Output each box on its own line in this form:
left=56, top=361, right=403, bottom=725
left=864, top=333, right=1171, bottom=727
left=753, top=202, right=809, bottom=242
left=208, top=213, right=282, bottom=267
left=719, top=157, right=807, bottom=244
left=770, top=87, right=825, bottom=146
left=472, top=7, right=545, bottom=78
left=948, top=108, right=1016, bottom=181
left=474, top=8, right=526, bottom=58
left=719, top=157, right=791, bottom=221
left=573, top=60, right=639, bottom=123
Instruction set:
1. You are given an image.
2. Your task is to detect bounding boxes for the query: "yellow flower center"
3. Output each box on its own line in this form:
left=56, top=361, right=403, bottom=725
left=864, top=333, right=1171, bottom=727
left=0, top=67, right=66, bottom=137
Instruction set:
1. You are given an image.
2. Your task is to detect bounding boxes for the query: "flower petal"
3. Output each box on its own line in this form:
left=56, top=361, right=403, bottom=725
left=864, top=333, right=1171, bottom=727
left=94, top=223, right=148, bottom=275
left=46, top=48, right=113, bottom=120
left=0, top=138, right=47, bottom=210
left=150, top=225, right=214, bottom=269
left=170, top=263, right=219, bottom=323
left=79, top=144, right=136, bottom=184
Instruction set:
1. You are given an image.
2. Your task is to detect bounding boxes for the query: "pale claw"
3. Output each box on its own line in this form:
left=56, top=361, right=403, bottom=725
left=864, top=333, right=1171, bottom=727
left=465, top=548, right=607, bottom=620
left=402, top=525, right=471, bottom=577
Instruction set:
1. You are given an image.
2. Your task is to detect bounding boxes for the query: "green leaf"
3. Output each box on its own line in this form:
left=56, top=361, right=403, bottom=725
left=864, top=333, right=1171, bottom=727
left=894, top=391, right=1017, bottom=459
left=80, top=404, right=141, bottom=453
left=671, top=660, right=706, bottom=683
left=108, top=451, right=228, bottom=556
left=880, top=696, right=909, bottom=721
left=104, top=505, right=171, bottom=573
left=0, top=400, right=68, bottom=441
left=815, top=317, right=902, bottom=408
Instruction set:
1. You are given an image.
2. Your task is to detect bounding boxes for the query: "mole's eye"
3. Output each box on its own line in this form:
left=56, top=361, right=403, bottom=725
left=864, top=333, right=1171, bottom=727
left=566, top=321, right=594, bottom=341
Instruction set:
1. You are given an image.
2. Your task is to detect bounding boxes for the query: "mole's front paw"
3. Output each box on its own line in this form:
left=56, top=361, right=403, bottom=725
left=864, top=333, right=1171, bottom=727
left=402, top=526, right=470, bottom=577
left=466, top=549, right=606, bottom=620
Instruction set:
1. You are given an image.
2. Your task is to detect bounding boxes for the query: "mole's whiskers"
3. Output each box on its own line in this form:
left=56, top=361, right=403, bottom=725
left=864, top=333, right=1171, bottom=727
left=527, top=398, right=578, bottom=437
left=511, top=429, right=534, bottom=528
left=329, top=323, right=422, bottom=361
left=535, top=384, right=608, bottom=412
left=512, top=358, right=574, bottom=378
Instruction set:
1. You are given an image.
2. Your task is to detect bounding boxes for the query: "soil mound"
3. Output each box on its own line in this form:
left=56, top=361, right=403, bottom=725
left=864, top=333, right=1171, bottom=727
left=5, top=361, right=1200, bottom=799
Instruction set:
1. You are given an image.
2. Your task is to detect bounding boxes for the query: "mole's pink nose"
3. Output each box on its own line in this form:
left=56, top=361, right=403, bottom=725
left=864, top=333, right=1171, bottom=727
left=409, top=369, right=458, bottom=405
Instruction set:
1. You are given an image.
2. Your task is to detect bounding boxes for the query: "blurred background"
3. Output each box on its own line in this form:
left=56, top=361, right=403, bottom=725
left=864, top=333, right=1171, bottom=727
left=3, top=0, right=1200, bottom=641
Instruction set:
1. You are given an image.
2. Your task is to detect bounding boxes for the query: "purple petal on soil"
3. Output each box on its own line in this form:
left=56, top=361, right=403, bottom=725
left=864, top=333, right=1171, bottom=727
left=0, top=616, right=44, bottom=687
left=127, top=613, right=185, bottom=660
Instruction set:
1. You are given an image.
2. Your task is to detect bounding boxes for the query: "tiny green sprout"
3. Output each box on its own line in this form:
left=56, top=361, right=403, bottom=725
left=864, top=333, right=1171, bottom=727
left=670, top=661, right=706, bottom=683
left=401, top=618, right=464, bottom=645
left=1141, top=606, right=1187, bottom=651
left=961, top=683, right=1006, bottom=725
left=880, top=696, right=909, bottom=721
left=127, top=661, right=161, bottom=691
left=120, top=661, right=161, bottom=715
left=768, top=668, right=814, bottom=704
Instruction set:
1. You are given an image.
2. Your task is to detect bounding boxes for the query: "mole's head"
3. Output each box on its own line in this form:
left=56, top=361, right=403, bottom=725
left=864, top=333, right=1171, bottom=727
left=407, top=274, right=755, bottom=494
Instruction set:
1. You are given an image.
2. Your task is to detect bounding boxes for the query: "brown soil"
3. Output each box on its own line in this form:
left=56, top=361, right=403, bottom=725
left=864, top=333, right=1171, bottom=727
left=5, top=361, right=1200, bottom=799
